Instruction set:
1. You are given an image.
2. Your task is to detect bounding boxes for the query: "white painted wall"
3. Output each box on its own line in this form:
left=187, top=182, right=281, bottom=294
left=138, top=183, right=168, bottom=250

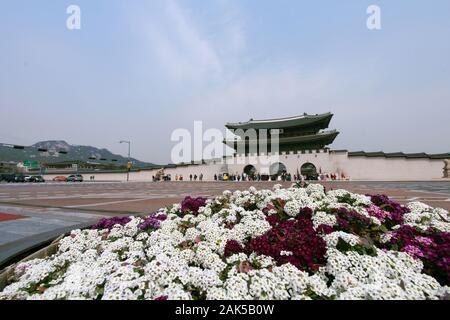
left=43, top=151, right=447, bottom=182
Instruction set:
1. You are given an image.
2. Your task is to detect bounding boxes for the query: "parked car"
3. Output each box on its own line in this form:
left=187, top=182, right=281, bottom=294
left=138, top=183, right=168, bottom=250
left=0, top=174, right=26, bottom=183
left=0, top=174, right=15, bottom=183
left=14, top=174, right=26, bottom=183
left=52, top=176, right=67, bottom=182
left=218, top=173, right=230, bottom=181
left=24, top=175, right=32, bottom=182
left=30, top=175, right=45, bottom=183
left=0, top=173, right=14, bottom=182
left=67, top=174, right=83, bottom=182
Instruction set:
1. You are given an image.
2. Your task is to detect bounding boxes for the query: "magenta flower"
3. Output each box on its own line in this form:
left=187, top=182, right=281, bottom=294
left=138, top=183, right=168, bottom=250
left=403, top=245, right=425, bottom=259
left=369, top=194, right=410, bottom=225
left=139, top=213, right=166, bottom=231
left=224, top=239, right=244, bottom=257
left=383, top=225, right=450, bottom=285
left=181, top=196, right=207, bottom=215
left=366, top=204, right=391, bottom=222
left=92, top=216, right=131, bottom=230
left=245, top=216, right=327, bottom=273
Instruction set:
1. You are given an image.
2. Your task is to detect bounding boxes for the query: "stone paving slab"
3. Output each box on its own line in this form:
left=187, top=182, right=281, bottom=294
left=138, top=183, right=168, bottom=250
left=80, top=197, right=186, bottom=213
left=13, top=198, right=133, bottom=207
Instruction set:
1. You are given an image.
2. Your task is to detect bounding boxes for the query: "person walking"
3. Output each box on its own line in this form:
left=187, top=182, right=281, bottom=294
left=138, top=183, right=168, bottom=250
left=190, top=174, right=193, bottom=181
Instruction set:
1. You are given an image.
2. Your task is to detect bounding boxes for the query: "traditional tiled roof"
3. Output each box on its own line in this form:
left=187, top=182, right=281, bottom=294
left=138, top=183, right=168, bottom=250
left=225, top=112, right=333, bottom=130
left=347, top=151, right=450, bottom=159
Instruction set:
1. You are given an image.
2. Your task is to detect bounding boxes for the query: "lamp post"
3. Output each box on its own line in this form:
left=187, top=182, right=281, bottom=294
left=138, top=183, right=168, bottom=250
left=120, top=140, right=131, bottom=182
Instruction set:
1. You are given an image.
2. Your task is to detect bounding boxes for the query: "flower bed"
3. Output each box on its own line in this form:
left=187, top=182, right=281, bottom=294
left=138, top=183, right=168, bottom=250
left=1, top=184, right=449, bottom=300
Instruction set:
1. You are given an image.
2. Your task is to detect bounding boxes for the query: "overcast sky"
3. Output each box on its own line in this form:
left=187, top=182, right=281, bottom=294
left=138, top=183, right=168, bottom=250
left=1, top=0, right=449, bottom=164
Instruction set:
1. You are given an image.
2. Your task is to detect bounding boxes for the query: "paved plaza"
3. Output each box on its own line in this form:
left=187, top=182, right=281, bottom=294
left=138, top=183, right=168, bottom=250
left=0, top=180, right=449, bottom=268
left=0, top=180, right=449, bottom=213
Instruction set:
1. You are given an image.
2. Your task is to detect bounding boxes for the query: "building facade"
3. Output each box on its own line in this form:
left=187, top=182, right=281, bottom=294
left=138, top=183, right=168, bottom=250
left=43, top=113, right=449, bottom=182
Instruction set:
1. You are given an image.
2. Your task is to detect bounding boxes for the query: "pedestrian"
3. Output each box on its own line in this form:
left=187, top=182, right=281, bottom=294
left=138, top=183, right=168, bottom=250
left=190, top=174, right=193, bottom=181
left=214, top=174, right=217, bottom=181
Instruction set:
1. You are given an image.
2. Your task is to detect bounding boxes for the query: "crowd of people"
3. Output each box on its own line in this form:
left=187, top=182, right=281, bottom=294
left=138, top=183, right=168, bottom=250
left=212, top=172, right=294, bottom=182
left=293, top=172, right=348, bottom=181
left=151, top=171, right=348, bottom=182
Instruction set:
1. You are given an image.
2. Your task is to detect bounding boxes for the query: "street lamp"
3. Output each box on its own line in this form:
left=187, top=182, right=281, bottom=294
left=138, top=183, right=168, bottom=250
left=120, top=140, right=131, bottom=181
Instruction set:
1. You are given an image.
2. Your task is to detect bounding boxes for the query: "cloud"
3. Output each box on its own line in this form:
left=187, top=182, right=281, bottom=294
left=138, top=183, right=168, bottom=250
left=131, top=0, right=247, bottom=85
left=181, top=65, right=335, bottom=124
left=162, top=64, right=336, bottom=159
left=138, top=0, right=225, bottom=83
left=165, top=0, right=223, bottom=73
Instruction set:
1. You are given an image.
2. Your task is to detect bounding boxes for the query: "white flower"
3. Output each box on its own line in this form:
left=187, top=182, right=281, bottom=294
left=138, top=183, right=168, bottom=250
left=284, top=201, right=302, bottom=217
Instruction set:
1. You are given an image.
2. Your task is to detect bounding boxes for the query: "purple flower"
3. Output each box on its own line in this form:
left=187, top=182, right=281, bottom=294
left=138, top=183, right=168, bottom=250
left=316, top=224, right=334, bottom=235
left=139, top=212, right=167, bottom=231
left=369, top=194, right=410, bottom=225
left=92, top=216, right=131, bottom=230
left=245, top=216, right=327, bottom=273
left=403, top=245, right=425, bottom=259
left=181, top=196, right=207, bottom=215
left=366, top=204, right=391, bottom=222
left=384, top=225, right=450, bottom=285
left=415, top=236, right=433, bottom=246
left=224, top=240, right=243, bottom=257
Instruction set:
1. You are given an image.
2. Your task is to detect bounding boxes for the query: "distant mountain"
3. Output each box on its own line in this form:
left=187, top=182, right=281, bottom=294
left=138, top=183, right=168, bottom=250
left=0, top=140, right=155, bottom=168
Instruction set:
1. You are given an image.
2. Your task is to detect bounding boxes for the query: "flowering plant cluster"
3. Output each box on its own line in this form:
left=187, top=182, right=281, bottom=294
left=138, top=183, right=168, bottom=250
left=138, top=213, right=167, bottom=231
left=1, top=184, right=449, bottom=300
left=382, top=225, right=449, bottom=285
left=244, top=212, right=327, bottom=273
left=181, top=196, right=207, bottom=215
left=91, top=216, right=131, bottom=231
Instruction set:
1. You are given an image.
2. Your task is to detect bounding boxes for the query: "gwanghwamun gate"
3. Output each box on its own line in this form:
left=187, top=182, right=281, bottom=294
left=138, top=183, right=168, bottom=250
left=45, top=113, right=450, bottom=182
